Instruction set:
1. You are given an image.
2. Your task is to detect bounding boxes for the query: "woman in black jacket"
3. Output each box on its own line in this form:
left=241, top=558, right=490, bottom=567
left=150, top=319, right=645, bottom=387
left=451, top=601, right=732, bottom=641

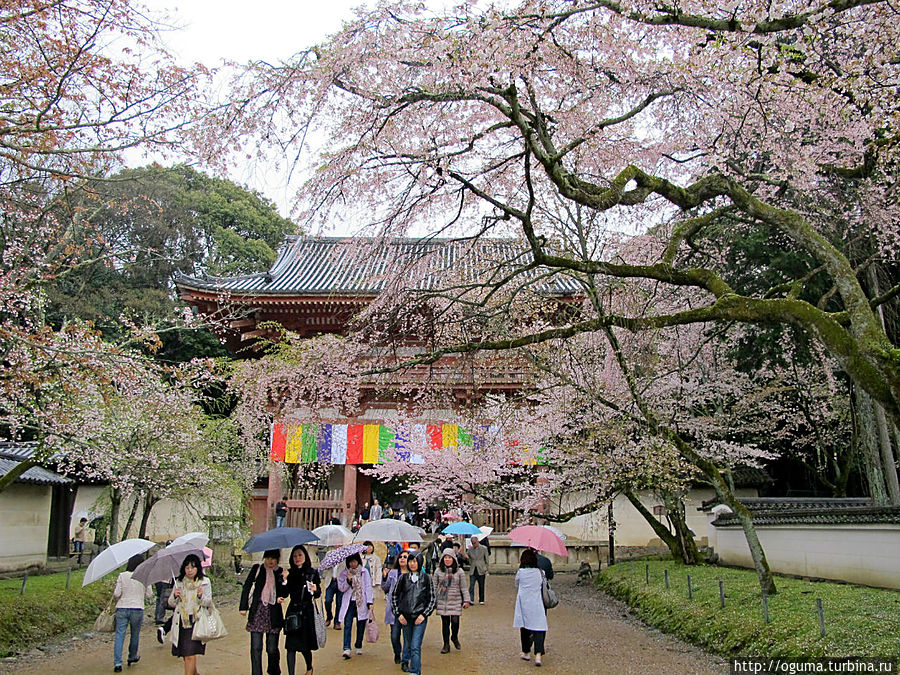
left=240, top=549, right=287, bottom=675
left=390, top=551, right=436, bottom=675
left=283, top=544, right=321, bottom=675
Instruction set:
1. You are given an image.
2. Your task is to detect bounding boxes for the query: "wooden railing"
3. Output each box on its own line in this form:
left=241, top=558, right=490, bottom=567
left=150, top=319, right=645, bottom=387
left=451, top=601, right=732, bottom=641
left=285, top=488, right=344, bottom=530
left=474, top=507, right=523, bottom=534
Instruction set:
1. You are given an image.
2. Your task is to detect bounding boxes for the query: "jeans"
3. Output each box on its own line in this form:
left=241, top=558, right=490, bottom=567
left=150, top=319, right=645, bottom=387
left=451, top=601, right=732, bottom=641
left=250, top=631, right=280, bottom=675
left=113, top=608, right=143, bottom=667
left=154, top=582, right=172, bottom=624
left=469, top=572, right=485, bottom=603
left=390, top=620, right=403, bottom=661
left=400, top=617, right=428, bottom=674
left=342, top=602, right=366, bottom=650
left=276, top=515, right=285, bottom=528
left=324, top=579, right=341, bottom=622
left=520, top=627, right=546, bottom=655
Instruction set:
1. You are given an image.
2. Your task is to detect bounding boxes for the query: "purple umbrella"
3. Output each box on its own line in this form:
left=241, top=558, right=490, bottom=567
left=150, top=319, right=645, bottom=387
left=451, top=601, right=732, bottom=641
left=317, top=543, right=367, bottom=571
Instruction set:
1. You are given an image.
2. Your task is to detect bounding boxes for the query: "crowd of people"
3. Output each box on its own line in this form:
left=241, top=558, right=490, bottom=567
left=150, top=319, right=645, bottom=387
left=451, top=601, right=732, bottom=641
left=102, top=529, right=555, bottom=674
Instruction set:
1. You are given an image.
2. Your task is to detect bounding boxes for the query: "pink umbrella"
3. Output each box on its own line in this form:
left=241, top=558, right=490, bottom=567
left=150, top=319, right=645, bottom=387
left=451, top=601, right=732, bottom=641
left=201, top=546, right=213, bottom=568
left=508, top=525, right=568, bottom=557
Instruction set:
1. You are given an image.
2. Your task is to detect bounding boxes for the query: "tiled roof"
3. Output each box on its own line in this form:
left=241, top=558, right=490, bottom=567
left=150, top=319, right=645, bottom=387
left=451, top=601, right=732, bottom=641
left=176, top=236, right=583, bottom=297
left=0, top=453, right=73, bottom=487
left=0, top=440, right=38, bottom=460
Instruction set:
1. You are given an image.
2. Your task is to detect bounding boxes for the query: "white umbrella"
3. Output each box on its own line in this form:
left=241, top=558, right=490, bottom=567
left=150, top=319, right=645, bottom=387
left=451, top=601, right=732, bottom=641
left=466, top=525, right=493, bottom=549
left=169, top=532, right=209, bottom=548
left=82, top=538, right=156, bottom=586
left=312, top=524, right=354, bottom=547
left=353, top=519, right=423, bottom=543
left=543, top=525, right=567, bottom=541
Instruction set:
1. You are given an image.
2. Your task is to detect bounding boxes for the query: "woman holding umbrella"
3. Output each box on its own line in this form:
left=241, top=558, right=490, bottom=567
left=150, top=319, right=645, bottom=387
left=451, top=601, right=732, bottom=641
left=169, top=553, right=213, bottom=675
left=239, top=549, right=287, bottom=675
left=513, top=548, right=547, bottom=667
left=112, top=554, right=152, bottom=672
left=282, top=545, right=321, bottom=675
left=336, top=552, right=373, bottom=659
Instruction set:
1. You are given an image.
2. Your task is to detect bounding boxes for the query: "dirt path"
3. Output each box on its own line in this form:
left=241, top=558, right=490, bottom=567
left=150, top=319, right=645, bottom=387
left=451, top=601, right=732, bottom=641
left=2, top=573, right=727, bottom=674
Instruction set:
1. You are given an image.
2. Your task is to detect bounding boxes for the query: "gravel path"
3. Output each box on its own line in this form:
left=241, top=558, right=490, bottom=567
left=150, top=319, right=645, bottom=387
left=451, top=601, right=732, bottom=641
left=1, top=572, right=727, bottom=674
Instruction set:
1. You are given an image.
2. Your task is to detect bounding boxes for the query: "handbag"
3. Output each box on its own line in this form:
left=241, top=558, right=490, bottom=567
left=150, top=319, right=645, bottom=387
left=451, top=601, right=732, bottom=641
left=541, top=572, right=559, bottom=609
left=94, top=598, right=116, bottom=633
left=191, top=603, right=228, bottom=641
left=285, top=611, right=301, bottom=633
left=313, top=598, right=327, bottom=648
left=365, top=617, right=380, bottom=643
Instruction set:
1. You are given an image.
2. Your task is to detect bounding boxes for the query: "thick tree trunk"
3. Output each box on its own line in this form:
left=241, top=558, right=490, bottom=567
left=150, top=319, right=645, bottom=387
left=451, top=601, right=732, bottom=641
left=874, top=402, right=900, bottom=504
left=855, top=386, right=890, bottom=505
left=663, top=492, right=701, bottom=565
left=623, top=490, right=698, bottom=564
left=108, top=487, right=122, bottom=545
left=138, top=492, right=159, bottom=540
left=120, top=493, right=140, bottom=540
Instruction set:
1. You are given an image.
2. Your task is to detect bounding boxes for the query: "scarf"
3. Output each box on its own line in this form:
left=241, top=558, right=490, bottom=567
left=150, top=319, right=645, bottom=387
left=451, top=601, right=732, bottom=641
left=261, top=566, right=276, bottom=606
left=436, top=570, right=453, bottom=600
left=348, top=566, right=366, bottom=615
left=179, top=578, right=201, bottom=624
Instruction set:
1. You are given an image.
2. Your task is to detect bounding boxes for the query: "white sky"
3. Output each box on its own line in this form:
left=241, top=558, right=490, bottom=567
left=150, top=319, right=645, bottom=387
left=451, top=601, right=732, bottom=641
left=135, top=0, right=371, bottom=220
left=146, top=0, right=366, bottom=66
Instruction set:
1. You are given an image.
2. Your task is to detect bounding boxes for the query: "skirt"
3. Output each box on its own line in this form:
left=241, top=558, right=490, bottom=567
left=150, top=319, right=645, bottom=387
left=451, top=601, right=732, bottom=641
left=172, top=621, right=206, bottom=657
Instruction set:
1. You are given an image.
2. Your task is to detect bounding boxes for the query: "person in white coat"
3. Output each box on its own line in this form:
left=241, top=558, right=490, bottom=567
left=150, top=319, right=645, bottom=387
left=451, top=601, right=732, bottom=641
left=513, top=548, right=547, bottom=667
left=112, top=554, right=153, bottom=672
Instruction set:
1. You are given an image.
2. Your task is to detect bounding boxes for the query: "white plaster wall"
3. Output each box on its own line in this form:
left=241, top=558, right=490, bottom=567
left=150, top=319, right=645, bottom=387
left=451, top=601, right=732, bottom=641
left=0, top=483, right=51, bottom=572
left=713, top=524, right=900, bottom=589
left=553, top=488, right=757, bottom=546
left=70, top=486, right=239, bottom=544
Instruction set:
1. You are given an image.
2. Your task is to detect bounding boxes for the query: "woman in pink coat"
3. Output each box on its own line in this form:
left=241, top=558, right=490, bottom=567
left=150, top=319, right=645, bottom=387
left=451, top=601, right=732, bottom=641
left=432, top=548, right=470, bottom=654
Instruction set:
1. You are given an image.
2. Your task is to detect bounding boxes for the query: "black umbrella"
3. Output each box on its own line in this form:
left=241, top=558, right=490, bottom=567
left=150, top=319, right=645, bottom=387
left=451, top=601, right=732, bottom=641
left=242, top=527, right=319, bottom=553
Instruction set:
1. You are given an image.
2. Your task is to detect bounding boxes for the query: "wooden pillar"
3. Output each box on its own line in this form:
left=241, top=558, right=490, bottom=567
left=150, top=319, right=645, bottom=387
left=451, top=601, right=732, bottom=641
left=342, top=465, right=357, bottom=528
left=267, top=467, right=283, bottom=530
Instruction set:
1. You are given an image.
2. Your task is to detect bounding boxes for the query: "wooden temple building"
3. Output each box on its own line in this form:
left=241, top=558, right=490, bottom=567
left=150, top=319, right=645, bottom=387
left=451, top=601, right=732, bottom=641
left=176, top=236, right=580, bottom=534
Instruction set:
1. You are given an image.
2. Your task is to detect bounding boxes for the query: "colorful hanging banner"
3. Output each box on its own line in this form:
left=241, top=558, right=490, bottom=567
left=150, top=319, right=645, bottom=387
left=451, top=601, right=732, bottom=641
left=270, top=421, right=544, bottom=466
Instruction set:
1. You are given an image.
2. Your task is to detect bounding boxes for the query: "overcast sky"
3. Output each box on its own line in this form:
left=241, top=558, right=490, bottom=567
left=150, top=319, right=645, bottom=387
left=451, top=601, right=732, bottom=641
left=135, top=0, right=370, bottom=221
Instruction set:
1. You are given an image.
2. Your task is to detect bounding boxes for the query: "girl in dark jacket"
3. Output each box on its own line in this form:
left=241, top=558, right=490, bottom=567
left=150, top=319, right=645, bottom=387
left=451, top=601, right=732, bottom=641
left=283, top=545, right=321, bottom=675
left=240, top=549, right=287, bottom=675
left=390, top=551, right=436, bottom=675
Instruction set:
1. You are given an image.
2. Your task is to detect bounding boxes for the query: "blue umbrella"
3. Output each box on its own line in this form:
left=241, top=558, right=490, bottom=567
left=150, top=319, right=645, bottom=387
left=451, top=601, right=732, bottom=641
left=442, top=521, right=482, bottom=536
left=243, top=527, right=319, bottom=553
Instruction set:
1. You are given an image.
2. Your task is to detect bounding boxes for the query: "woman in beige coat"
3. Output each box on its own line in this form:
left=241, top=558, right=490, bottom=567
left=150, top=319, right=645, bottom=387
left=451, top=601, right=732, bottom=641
left=431, top=549, right=470, bottom=654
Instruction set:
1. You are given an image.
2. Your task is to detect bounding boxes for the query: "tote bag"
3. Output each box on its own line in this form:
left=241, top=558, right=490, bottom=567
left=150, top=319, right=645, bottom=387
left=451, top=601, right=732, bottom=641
left=365, top=617, right=380, bottom=643
left=313, top=598, right=327, bottom=648
left=191, top=603, right=228, bottom=641
left=94, top=598, right=116, bottom=633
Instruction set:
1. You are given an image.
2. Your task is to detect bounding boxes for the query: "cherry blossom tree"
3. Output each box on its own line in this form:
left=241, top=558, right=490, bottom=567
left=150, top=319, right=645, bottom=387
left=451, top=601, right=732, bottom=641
left=0, top=0, right=218, bottom=493
left=223, top=0, right=900, bottom=491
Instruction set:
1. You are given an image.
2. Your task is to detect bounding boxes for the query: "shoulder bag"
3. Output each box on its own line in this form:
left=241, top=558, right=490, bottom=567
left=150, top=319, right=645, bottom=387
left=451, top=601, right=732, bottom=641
left=540, top=571, right=559, bottom=609
left=94, top=597, right=116, bottom=633
left=192, top=601, right=228, bottom=641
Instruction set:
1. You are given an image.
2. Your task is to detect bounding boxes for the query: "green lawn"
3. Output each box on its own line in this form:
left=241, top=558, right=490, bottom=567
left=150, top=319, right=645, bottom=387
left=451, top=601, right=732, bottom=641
left=598, top=560, right=900, bottom=658
left=0, top=568, right=113, bottom=657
